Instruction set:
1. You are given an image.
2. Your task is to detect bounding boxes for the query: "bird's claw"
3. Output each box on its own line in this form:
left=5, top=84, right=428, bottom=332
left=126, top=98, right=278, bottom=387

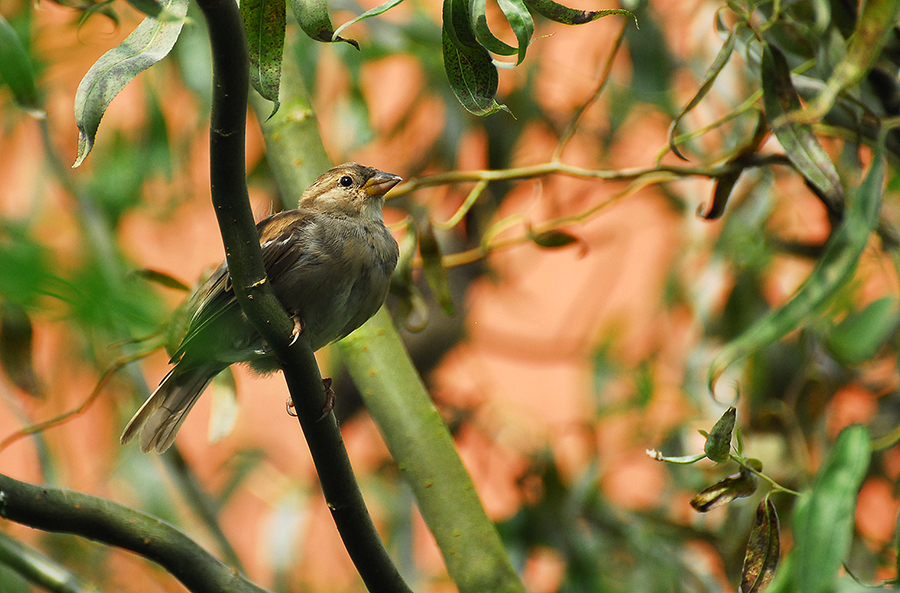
left=289, top=313, right=304, bottom=346
left=285, top=378, right=335, bottom=422
left=317, top=378, right=335, bottom=422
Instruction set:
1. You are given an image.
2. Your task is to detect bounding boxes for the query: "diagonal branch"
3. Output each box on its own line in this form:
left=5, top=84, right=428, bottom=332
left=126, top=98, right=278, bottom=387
left=192, top=0, right=413, bottom=591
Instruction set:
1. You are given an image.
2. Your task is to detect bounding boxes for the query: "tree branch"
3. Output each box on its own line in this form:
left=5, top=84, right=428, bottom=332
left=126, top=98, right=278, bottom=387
left=193, top=0, right=412, bottom=591
left=0, top=473, right=271, bottom=593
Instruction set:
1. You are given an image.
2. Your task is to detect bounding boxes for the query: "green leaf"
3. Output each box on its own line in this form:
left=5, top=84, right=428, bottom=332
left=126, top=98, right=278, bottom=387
left=442, top=0, right=509, bottom=116
left=0, top=14, right=44, bottom=117
left=761, top=43, right=843, bottom=217
left=645, top=449, right=707, bottom=464
left=242, top=0, right=286, bottom=117
left=131, top=268, right=190, bottom=292
left=741, top=496, right=781, bottom=593
left=529, top=228, right=580, bottom=249
left=0, top=302, right=41, bottom=397
left=708, top=135, right=884, bottom=392
left=704, top=406, right=736, bottom=463
left=470, top=0, right=534, bottom=65
left=668, top=24, right=736, bottom=160
left=291, top=0, right=359, bottom=49
left=417, top=216, right=454, bottom=315
left=796, top=426, right=870, bottom=593
left=332, top=0, right=406, bottom=42
left=792, top=0, right=900, bottom=124
left=826, top=297, right=899, bottom=365
left=73, top=0, right=188, bottom=167
left=523, top=0, right=636, bottom=27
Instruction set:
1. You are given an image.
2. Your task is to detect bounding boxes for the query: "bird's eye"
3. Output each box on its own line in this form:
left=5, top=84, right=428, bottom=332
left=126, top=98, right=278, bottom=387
left=339, top=175, right=353, bottom=188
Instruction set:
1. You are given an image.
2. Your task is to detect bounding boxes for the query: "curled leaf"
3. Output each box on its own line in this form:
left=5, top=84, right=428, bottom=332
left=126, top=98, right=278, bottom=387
left=332, top=0, right=405, bottom=41
left=73, top=0, right=189, bottom=167
left=291, top=0, right=359, bottom=49
left=740, top=496, right=781, bottom=593
left=690, top=467, right=757, bottom=512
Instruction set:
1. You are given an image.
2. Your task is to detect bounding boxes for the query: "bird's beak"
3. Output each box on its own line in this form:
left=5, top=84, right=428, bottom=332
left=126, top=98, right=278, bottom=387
left=364, top=171, right=403, bottom=197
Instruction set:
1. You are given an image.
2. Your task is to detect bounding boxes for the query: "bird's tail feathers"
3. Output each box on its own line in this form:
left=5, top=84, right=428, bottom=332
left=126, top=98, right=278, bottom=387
left=120, top=366, right=220, bottom=453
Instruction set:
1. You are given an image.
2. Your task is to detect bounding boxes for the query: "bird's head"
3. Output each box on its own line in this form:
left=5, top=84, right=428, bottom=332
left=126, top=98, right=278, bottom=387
left=297, top=163, right=402, bottom=221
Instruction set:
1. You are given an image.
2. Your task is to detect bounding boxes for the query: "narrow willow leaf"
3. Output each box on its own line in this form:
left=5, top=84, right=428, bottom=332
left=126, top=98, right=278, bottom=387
left=471, top=0, right=517, bottom=57
left=701, top=169, right=742, bottom=220
left=291, top=0, right=359, bottom=49
left=524, top=0, right=636, bottom=27
left=668, top=25, right=737, bottom=160
left=242, top=0, right=286, bottom=117
left=442, top=0, right=509, bottom=116
left=131, top=268, right=190, bottom=291
left=690, top=468, right=757, bottom=512
left=417, top=216, right=454, bottom=315
left=826, top=297, right=899, bottom=365
left=0, top=15, right=44, bottom=118
left=741, top=496, right=781, bottom=593
left=794, top=0, right=900, bottom=124
left=761, top=43, right=843, bottom=216
left=73, top=0, right=188, bottom=167
left=707, top=113, right=884, bottom=394
left=332, top=0, right=405, bottom=41
left=497, top=0, right=533, bottom=65
left=704, top=406, right=736, bottom=463
left=797, top=426, right=870, bottom=593
left=0, top=302, right=41, bottom=397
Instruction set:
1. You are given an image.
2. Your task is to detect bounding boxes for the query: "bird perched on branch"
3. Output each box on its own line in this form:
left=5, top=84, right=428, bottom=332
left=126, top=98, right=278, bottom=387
left=121, top=163, right=402, bottom=453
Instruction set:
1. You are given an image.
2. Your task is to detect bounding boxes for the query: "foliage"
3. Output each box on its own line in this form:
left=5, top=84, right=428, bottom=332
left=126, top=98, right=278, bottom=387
left=0, top=0, right=899, bottom=591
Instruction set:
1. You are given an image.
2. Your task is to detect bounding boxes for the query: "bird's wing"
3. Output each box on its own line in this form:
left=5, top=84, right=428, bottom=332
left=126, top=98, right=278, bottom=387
left=171, top=211, right=321, bottom=363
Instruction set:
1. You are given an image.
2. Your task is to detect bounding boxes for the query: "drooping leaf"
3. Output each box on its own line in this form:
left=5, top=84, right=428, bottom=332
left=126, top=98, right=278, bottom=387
left=704, top=406, right=736, bottom=463
left=523, top=0, right=636, bottom=27
left=442, top=0, right=509, bottom=116
left=529, top=228, right=580, bottom=249
left=291, top=0, right=359, bottom=49
left=470, top=0, right=517, bottom=57
left=417, top=215, right=454, bottom=315
left=690, top=467, right=757, bottom=512
left=0, top=14, right=44, bottom=117
left=0, top=302, right=41, bottom=397
left=707, top=136, right=884, bottom=393
left=332, top=0, right=406, bottom=41
left=741, top=496, right=781, bottom=593
left=760, top=43, right=843, bottom=217
left=469, top=0, right=534, bottom=65
left=242, top=0, right=286, bottom=117
left=73, top=0, right=189, bottom=167
left=796, top=426, right=870, bottom=593
left=668, top=24, right=737, bottom=160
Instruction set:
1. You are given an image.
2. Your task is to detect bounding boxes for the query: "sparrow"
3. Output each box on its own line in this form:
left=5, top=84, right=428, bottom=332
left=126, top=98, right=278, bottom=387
left=121, top=163, right=402, bottom=453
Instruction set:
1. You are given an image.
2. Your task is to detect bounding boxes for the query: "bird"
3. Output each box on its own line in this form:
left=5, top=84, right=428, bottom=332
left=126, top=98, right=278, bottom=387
left=121, top=163, right=402, bottom=453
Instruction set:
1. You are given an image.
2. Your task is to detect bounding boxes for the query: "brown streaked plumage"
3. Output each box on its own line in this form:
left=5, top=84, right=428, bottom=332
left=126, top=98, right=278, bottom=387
left=121, top=163, right=401, bottom=453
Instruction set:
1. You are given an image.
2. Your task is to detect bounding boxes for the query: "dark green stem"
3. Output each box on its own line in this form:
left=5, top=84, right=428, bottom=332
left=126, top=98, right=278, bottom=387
left=0, top=530, right=96, bottom=593
left=0, top=473, right=271, bottom=593
left=192, top=0, right=413, bottom=591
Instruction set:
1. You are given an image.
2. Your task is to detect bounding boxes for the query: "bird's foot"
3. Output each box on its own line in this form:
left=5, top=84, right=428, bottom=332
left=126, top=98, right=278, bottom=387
left=284, top=378, right=335, bottom=422
left=288, top=312, right=304, bottom=346
left=317, top=378, right=335, bottom=422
